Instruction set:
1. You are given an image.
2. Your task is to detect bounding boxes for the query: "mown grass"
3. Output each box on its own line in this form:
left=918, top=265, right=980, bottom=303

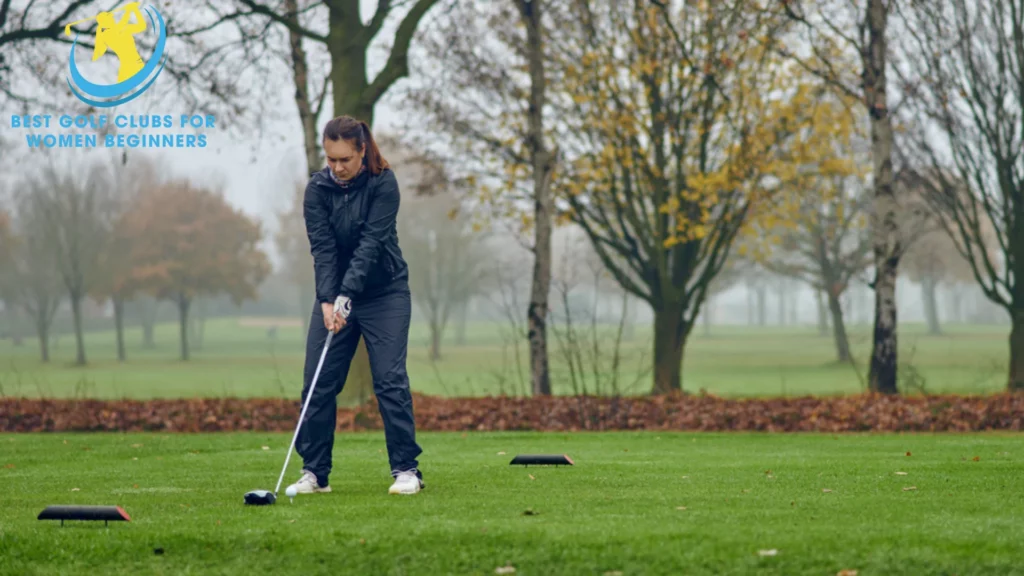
left=1, top=431, right=1021, bottom=575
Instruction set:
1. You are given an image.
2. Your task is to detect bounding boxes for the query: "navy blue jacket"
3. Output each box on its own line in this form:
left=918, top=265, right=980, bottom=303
left=303, top=166, right=409, bottom=303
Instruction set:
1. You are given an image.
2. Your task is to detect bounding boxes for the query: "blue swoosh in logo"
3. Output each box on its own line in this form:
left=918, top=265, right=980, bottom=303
left=66, top=6, right=166, bottom=107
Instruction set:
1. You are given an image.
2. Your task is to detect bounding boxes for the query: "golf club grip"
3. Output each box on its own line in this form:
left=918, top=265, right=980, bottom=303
left=274, top=329, right=334, bottom=494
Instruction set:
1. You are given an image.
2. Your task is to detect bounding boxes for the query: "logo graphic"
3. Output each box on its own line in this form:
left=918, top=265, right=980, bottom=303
left=64, top=2, right=166, bottom=108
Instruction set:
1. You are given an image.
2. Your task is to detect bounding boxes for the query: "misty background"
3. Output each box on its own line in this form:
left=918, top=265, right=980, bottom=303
left=0, top=0, right=1016, bottom=401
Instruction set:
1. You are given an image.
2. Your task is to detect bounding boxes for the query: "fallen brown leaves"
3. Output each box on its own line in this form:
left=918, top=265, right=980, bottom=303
left=1, top=392, right=1023, bottom=433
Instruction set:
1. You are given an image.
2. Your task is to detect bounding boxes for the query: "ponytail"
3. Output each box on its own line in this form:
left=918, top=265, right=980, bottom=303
left=359, top=120, right=389, bottom=175
left=322, top=115, right=390, bottom=175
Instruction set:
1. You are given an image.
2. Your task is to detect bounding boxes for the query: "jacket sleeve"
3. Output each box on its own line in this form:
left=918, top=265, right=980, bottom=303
left=303, top=182, right=340, bottom=303
left=339, top=170, right=399, bottom=299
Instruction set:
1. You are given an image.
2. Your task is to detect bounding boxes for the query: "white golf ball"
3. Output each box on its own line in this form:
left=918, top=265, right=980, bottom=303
left=285, top=486, right=297, bottom=498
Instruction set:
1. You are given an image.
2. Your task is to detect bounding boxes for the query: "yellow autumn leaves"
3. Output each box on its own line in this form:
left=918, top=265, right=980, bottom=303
left=475, top=0, right=862, bottom=255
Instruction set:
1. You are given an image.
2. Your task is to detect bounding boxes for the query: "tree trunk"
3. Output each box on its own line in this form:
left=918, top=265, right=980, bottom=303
left=327, top=5, right=374, bottom=126
left=816, top=289, right=830, bottom=336
left=827, top=290, right=852, bottom=363
left=1010, top=308, right=1024, bottom=391
left=285, top=0, right=322, bottom=173
left=519, top=0, right=553, bottom=397
left=178, top=293, right=191, bottom=361
left=869, top=260, right=899, bottom=393
left=140, top=295, right=158, bottom=349
left=865, top=0, right=900, bottom=395
left=35, top=316, right=50, bottom=363
left=69, top=291, right=87, bottom=366
left=114, top=297, right=125, bottom=362
left=527, top=212, right=553, bottom=396
left=652, top=301, right=687, bottom=394
left=921, top=275, right=942, bottom=335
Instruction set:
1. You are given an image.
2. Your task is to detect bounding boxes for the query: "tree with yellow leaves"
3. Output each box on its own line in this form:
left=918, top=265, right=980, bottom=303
left=555, top=0, right=835, bottom=393
left=744, top=97, right=872, bottom=363
left=777, top=0, right=903, bottom=394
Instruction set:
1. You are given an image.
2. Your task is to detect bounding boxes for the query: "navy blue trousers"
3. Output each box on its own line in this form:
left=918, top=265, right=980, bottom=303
left=295, top=288, right=422, bottom=486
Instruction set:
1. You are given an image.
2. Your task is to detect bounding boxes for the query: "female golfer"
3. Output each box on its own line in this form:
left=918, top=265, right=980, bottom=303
left=287, top=115, right=424, bottom=496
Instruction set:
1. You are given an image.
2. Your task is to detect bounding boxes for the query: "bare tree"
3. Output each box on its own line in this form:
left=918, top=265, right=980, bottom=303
left=401, top=187, right=488, bottom=361
left=88, top=153, right=161, bottom=362
left=763, top=177, right=872, bottom=362
left=6, top=190, right=64, bottom=362
left=2, top=1, right=279, bottom=132
left=483, top=244, right=533, bottom=397
left=23, top=161, right=113, bottom=366
left=549, top=228, right=649, bottom=400
left=901, top=0, right=1024, bottom=389
left=134, top=295, right=160, bottom=349
left=780, top=0, right=903, bottom=393
left=405, top=0, right=558, bottom=395
left=274, top=180, right=316, bottom=334
left=897, top=173, right=980, bottom=336
left=218, top=0, right=445, bottom=129
left=732, top=257, right=771, bottom=327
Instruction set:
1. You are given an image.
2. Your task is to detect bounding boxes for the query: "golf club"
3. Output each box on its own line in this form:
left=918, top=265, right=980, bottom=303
left=63, top=2, right=137, bottom=36
left=244, top=328, right=334, bottom=505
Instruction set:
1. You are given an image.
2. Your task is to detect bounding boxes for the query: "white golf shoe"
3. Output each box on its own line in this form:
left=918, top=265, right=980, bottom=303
left=388, top=470, right=423, bottom=495
left=287, top=470, right=331, bottom=494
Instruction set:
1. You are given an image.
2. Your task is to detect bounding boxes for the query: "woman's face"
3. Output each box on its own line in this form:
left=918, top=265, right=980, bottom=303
left=324, top=138, right=364, bottom=181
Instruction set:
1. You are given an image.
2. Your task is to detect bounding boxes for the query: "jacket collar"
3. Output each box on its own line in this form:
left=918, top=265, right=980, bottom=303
left=317, top=165, right=370, bottom=191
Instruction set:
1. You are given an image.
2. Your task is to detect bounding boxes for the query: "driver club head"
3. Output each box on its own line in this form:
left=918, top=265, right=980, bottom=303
left=244, top=490, right=276, bottom=506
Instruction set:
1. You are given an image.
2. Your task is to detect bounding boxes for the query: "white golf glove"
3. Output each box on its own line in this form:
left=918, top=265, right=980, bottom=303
left=333, top=295, right=352, bottom=320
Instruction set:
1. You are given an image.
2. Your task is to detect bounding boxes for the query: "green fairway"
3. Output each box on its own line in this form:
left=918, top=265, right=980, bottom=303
left=0, top=317, right=1012, bottom=399
left=1, top=431, right=1021, bottom=575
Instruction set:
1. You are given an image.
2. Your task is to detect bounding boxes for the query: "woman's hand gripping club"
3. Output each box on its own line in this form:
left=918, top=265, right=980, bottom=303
left=321, top=295, right=352, bottom=333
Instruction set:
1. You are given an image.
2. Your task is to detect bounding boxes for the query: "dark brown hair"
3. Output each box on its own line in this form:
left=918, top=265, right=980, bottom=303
left=322, top=115, right=389, bottom=175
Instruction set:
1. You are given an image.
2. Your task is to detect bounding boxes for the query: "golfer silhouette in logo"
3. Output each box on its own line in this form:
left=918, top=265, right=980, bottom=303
left=91, top=2, right=147, bottom=82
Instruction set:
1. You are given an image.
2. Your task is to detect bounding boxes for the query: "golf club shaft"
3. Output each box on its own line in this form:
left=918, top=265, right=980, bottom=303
left=273, top=329, right=334, bottom=494
left=63, top=4, right=135, bottom=35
